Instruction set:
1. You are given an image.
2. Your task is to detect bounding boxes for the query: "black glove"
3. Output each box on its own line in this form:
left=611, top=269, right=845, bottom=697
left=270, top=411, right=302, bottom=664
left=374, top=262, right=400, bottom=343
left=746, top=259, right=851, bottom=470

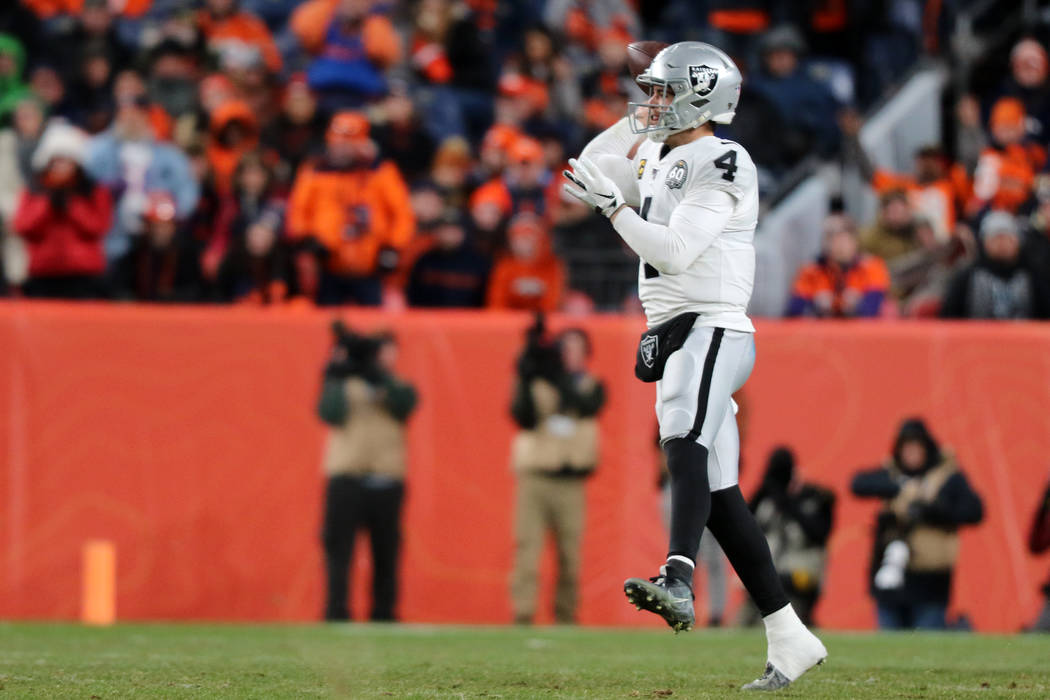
left=49, top=188, right=69, bottom=212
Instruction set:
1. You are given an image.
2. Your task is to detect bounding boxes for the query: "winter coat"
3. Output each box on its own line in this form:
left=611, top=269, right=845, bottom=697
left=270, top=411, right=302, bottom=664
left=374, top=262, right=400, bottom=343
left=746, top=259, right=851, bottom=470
left=13, top=178, right=112, bottom=277
left=787, top=254, right=889, bottom=318
left=851, top=420, right=984, bottom=604
left=287, top=157, right=413, bottom=276
left=940, top=257, right=1050, bottom=320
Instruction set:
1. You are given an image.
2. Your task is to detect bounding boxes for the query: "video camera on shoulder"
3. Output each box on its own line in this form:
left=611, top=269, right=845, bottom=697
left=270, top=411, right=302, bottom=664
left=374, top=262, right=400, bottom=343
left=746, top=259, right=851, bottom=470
left=517, top=312, right=564, bottom=382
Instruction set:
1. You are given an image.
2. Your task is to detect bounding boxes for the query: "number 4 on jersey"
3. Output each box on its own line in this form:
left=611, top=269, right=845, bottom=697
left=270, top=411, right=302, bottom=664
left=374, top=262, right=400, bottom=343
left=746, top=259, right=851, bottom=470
left=714, top=150, right=737, bottom=182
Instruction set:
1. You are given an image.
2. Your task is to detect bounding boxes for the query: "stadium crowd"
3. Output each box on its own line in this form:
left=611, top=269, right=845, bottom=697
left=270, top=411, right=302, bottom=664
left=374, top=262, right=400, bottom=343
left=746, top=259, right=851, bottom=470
left=0, top=0, right=963, bottom=312
left=790, top=28, right=1050, bottom=320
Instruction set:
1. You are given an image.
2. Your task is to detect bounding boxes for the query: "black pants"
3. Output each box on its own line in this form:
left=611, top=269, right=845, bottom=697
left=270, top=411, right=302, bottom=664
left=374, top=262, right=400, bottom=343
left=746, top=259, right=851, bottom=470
left=23, top=275, right=105, bottom=299
left=321, top=475, right=404, bottom=621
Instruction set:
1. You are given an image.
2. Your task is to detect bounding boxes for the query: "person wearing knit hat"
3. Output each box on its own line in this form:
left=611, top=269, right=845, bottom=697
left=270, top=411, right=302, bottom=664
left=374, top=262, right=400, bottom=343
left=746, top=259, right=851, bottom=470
left=941, top=210, right=1050, bottom=319
left=12, top=121, right=112, bottom=298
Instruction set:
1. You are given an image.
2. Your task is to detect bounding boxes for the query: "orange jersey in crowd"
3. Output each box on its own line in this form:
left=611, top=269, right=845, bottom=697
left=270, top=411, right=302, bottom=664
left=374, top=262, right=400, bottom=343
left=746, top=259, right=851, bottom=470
left=790, top=255, right=890, bottom=317
left=198, top=9, right=283, bottom=74
left=871, top=168, right=970, bottom=240
left=971, top=143, right=1047, bottom=213
left=287, top=159, right=413, bottom=276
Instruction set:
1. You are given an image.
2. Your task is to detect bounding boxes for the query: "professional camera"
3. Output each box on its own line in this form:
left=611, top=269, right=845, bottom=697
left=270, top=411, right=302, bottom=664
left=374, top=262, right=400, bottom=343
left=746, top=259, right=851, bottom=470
left=326, top=319, right=383, bottom=379
left=517, top=312, right=564, bottom=382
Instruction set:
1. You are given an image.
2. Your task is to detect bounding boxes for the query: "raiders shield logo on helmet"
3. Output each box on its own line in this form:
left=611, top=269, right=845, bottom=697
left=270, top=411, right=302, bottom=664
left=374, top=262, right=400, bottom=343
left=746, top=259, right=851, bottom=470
left=665, top=160, right=688, bottom=189
left=689, top=64, right=719, bottom=96
left=640, top=334, right=658, bottom=368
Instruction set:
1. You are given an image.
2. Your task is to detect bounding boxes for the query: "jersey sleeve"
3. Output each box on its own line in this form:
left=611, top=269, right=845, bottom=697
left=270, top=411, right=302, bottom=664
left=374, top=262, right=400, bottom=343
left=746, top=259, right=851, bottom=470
left=689, top=141, right=756, bottom=202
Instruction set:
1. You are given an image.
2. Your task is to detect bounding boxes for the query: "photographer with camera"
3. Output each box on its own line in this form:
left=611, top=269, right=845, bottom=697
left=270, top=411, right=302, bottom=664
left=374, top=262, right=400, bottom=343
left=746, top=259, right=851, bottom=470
left=508, top=314, right=606, bottom=625
left=317, top=320, right=418, bottom=622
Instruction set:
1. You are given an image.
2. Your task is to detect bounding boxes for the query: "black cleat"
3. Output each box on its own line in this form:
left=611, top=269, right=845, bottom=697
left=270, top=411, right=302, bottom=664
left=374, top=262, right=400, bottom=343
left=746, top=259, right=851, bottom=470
left=623, top=566, right=695, bottom=633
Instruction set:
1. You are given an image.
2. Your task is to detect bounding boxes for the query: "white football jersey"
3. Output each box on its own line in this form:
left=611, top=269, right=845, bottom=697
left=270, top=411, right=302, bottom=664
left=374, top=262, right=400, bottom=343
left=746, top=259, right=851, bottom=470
left=631, top=135, right=758, bottom=331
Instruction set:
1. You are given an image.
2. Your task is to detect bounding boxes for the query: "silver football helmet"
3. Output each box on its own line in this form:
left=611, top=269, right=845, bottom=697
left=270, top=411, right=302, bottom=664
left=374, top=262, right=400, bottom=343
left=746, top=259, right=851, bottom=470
left=628, top=41, right=743, bottom=142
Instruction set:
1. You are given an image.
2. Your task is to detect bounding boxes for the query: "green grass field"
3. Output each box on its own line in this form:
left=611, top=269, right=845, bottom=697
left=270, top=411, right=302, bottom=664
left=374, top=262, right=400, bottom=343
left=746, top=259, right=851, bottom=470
left=1, top=623, right=1048, bottom=698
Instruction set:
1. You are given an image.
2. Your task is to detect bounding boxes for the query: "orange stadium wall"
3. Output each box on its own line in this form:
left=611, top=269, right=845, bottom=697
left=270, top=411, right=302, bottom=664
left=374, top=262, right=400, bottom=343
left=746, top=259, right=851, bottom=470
left=1, top=303, right=1049, bottom=632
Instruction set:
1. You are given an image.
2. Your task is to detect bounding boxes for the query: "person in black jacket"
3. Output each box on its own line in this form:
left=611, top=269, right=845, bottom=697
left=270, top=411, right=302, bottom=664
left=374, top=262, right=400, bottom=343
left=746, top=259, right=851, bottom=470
left=406, top=210, right=490, bottom=308
left=940, top=210, right=1050, bottom=319
left=852, top=418, right=984, bottom=630
left=744, top=447, right=835, bottom=626
left=1028, top=475, right=1050, bottom=632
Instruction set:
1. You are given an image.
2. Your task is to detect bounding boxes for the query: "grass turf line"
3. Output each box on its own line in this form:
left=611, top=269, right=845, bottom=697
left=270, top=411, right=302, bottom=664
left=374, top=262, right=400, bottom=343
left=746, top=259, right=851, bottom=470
left=1, top=623, right=1048, bottom=698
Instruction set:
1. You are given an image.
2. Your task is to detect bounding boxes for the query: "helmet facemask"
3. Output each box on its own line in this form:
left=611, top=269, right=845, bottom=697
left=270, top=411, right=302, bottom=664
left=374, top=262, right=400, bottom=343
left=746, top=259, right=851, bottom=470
left=628, top=79, right=692, bottom=143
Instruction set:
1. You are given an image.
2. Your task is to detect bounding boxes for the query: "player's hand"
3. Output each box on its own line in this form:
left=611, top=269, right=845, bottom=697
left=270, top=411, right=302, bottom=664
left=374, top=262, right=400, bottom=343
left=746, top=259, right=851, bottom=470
left=562, top=157, right=625, bottom=219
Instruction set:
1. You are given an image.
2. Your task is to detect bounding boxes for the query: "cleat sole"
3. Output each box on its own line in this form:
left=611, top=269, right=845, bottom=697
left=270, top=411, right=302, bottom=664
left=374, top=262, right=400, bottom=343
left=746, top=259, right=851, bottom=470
left=623, top=579, right=694, bottom=633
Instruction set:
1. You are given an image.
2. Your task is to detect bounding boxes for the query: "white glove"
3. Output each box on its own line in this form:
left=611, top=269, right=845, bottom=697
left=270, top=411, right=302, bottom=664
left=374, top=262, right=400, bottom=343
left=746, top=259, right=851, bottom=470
left=562, top=157, right=625, bottom=218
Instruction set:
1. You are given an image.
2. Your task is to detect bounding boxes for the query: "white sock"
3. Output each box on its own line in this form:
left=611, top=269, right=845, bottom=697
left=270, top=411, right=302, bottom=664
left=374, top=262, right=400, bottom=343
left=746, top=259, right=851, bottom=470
left=666, top=555, right=695, bottom=569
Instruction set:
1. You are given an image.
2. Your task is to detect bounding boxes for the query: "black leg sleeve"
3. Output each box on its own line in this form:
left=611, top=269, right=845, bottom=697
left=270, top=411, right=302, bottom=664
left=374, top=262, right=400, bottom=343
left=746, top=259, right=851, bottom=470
left=665, top=437, right=712, bottom=566
left=707, top=486, right=789, bottom=617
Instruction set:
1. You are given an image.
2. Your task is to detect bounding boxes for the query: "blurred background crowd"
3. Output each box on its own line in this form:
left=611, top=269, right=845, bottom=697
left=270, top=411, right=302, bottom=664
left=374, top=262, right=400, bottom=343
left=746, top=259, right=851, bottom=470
left=0, top=0, right=1047, bottom=318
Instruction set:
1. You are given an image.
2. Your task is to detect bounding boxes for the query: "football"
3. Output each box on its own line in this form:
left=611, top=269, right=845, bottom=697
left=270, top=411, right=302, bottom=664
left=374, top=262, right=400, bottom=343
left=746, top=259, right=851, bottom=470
left=627, top=41, right=669, bottom=85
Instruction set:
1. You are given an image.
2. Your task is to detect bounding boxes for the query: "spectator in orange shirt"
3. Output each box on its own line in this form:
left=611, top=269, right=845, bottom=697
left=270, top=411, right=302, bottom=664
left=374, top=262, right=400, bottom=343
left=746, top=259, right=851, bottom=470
left=287, top=111, right=413, bottom=305
left=970, top=97, right=1046, bottom=214
left=487, top=212, right=565, bottom=312
left=788, top=213, right=889, bottom=318
left=198, top=0, right=282, bottom=74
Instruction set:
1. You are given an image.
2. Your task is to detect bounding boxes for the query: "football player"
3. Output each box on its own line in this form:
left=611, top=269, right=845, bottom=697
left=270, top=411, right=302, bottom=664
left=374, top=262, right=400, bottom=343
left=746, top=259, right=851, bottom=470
left=563, top=42, right=827, bottom=691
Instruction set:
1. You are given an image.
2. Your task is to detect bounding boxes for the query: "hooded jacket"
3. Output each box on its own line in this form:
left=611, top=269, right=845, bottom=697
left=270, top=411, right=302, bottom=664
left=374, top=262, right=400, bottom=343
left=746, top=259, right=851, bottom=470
left=851, top=419, right=984, bottom=603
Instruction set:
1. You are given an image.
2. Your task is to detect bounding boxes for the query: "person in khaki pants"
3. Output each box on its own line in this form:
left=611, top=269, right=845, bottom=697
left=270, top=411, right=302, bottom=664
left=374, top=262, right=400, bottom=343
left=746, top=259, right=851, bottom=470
left=508, top=323, right=606, bottom=624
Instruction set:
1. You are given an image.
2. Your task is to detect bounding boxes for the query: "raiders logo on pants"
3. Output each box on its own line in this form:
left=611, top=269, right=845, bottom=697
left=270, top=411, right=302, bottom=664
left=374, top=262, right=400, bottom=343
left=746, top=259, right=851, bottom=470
left=655, top=322, right=755, bottom=491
